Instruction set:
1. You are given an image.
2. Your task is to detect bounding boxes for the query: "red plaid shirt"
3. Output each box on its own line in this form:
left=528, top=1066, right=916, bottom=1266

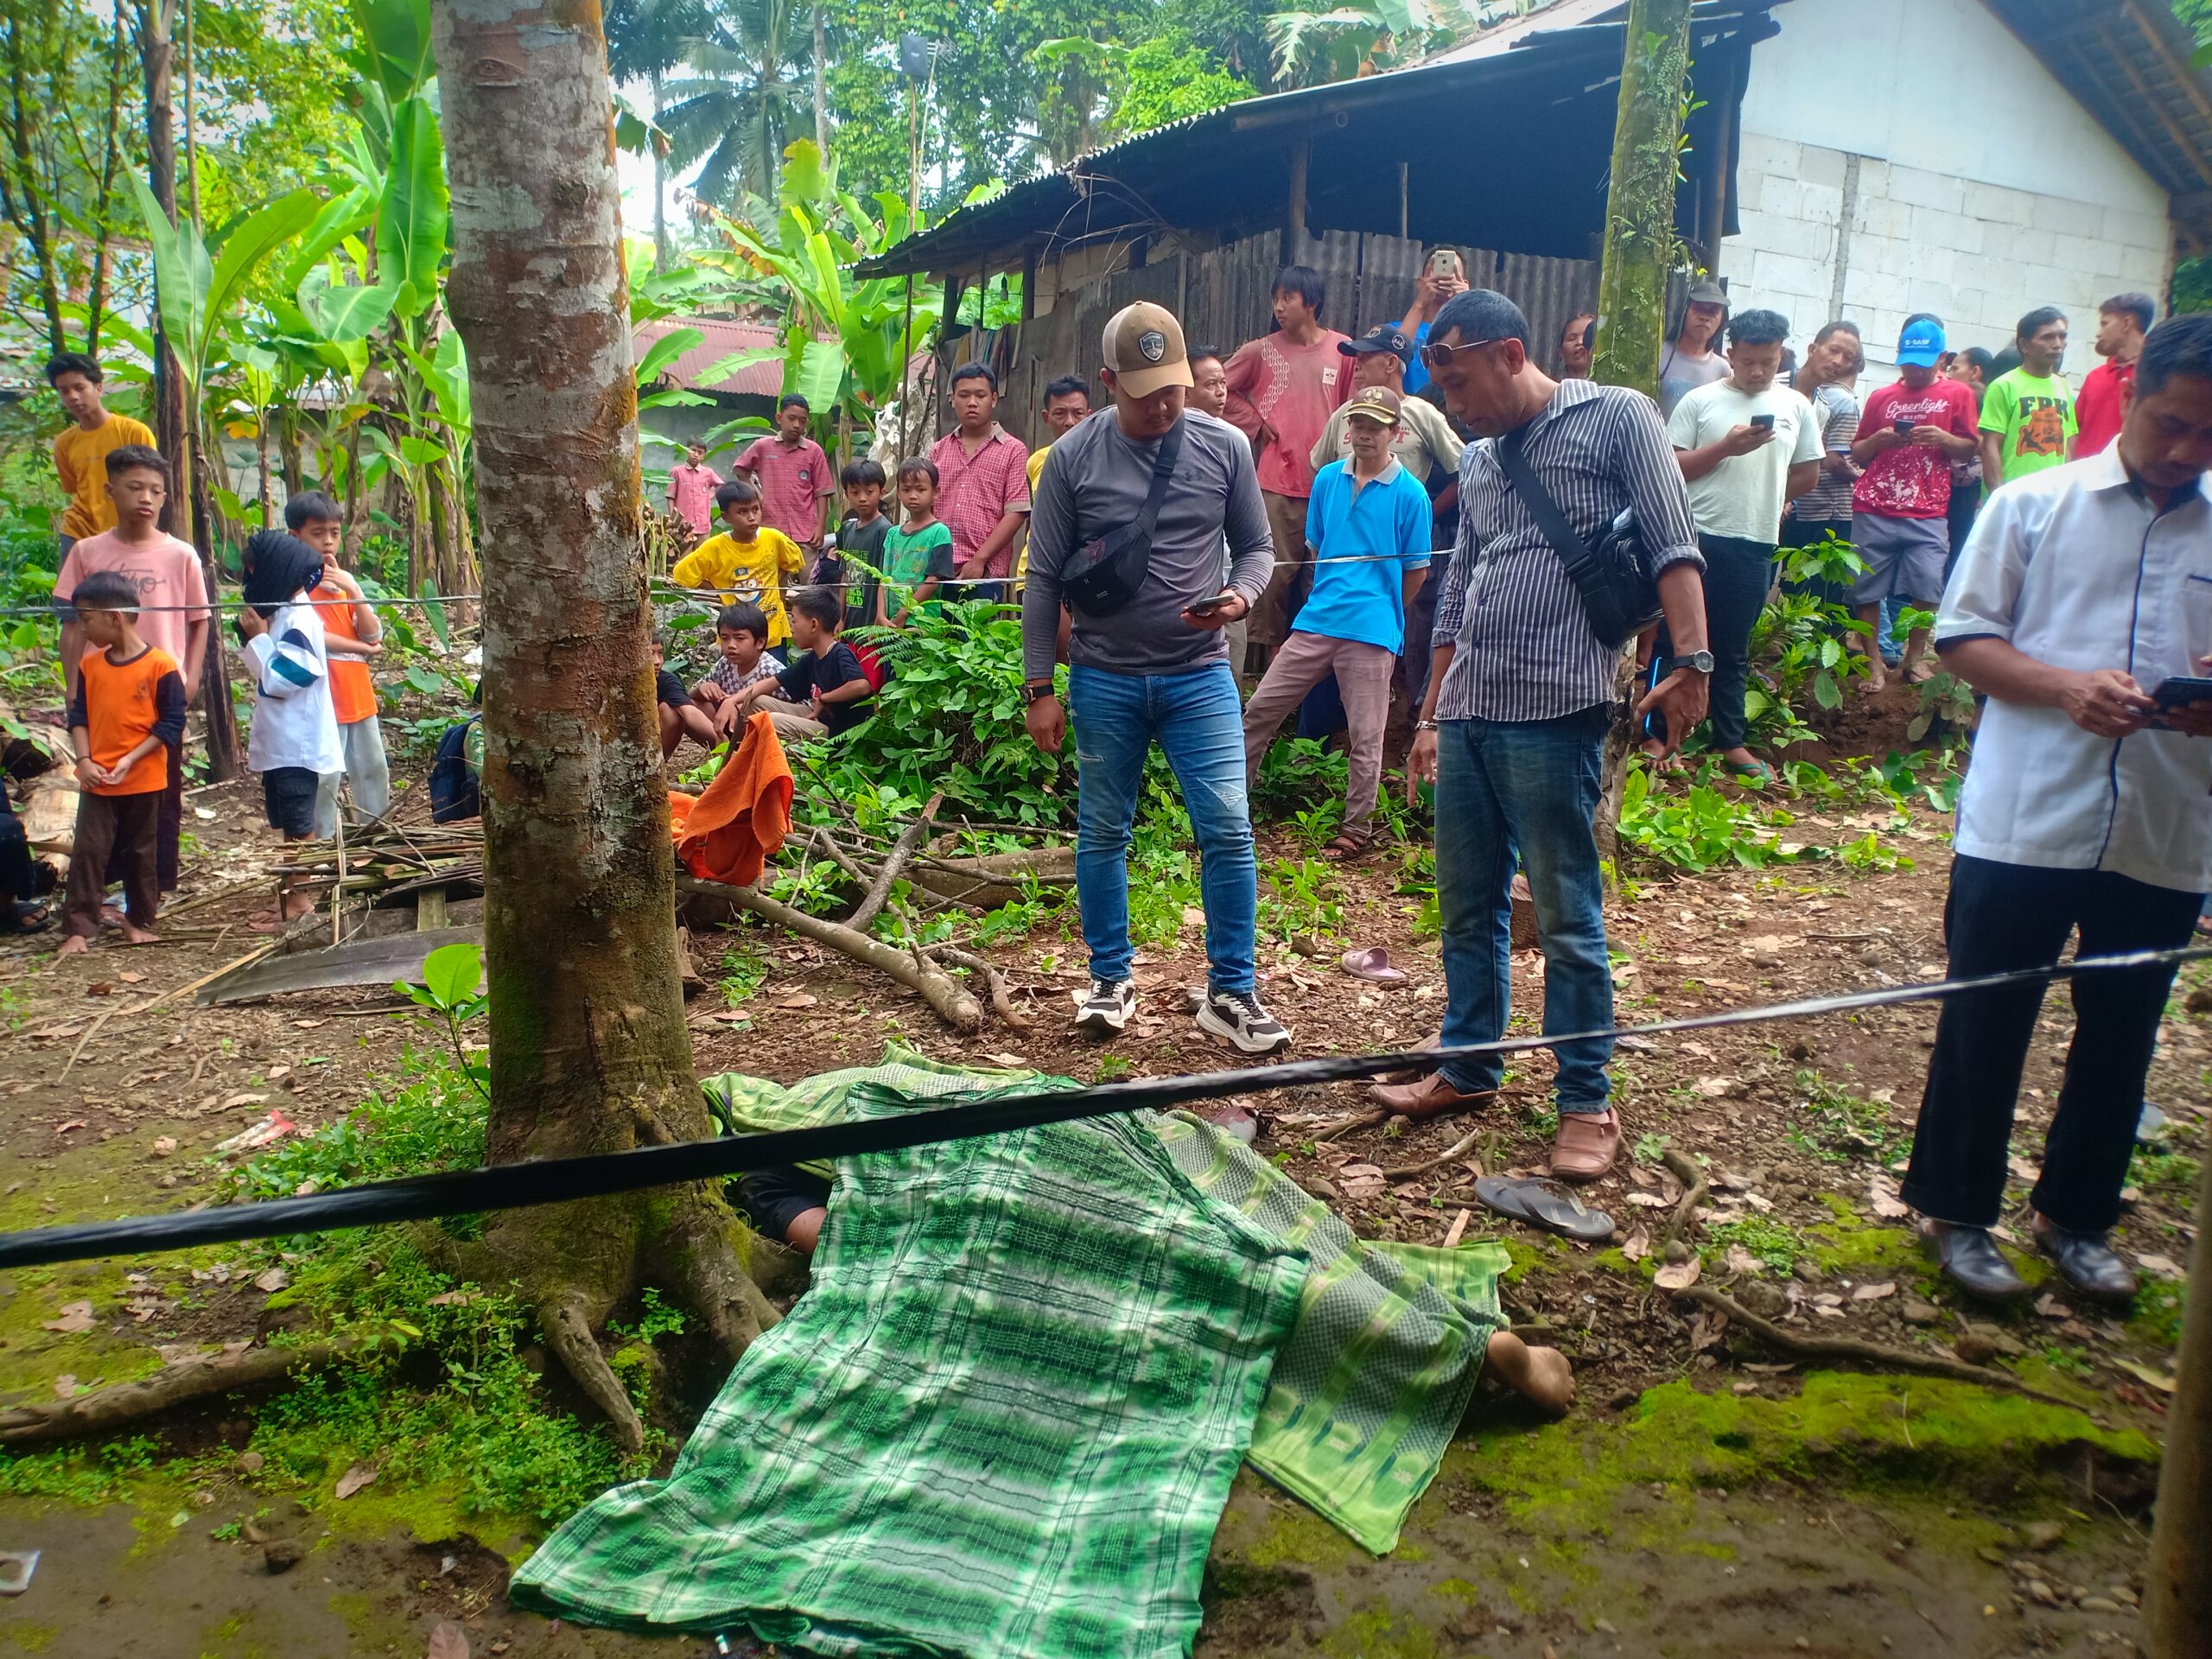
left=928, top=423, right=1032, bottom=578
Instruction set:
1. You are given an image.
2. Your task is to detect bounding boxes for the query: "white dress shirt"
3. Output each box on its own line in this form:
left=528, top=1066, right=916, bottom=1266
left=1936, top=443, right=2212, bottom=894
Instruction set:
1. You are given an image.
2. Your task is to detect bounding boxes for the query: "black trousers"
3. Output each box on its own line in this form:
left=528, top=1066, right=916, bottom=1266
left=1648, top=532, right=1775, bottom=751
left=1901, top=855, right=2202, bottom=1234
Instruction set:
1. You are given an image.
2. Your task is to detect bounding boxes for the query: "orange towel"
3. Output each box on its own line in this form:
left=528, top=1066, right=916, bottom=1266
left=670, top=711, right=793, bottom=888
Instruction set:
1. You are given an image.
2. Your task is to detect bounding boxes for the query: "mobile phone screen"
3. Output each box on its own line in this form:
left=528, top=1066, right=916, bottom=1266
left=1749, top=415, right=1776, bottom=430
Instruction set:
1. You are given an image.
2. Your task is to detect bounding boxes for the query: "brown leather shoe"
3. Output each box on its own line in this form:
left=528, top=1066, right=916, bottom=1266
left=1549, top=1109, right=1621, bottom=1183
left=1370, top=1072, right=1497, bottom=1121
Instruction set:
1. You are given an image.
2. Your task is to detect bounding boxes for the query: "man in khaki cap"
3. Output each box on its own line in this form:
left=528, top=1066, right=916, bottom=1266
left=1243, top=386, right=1432, bottom=856
left=1021, top=301, right=1291, bottom=1056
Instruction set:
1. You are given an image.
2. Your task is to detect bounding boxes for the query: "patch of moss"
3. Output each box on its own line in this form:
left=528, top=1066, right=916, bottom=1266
left=1446, top=1372, right=2152, bottom=1547
left=2129, top=1279, right=2186, bottom=1351
left=0, top=1620, right=59, bottom=1652
left=1233, top=1497, right=1362, bottom=1574
left=1320, top=1606, right=1440, bottom=1659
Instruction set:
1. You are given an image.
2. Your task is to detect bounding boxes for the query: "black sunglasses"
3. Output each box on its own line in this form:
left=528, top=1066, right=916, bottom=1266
left=1418, top=337, right=1505, bottom=370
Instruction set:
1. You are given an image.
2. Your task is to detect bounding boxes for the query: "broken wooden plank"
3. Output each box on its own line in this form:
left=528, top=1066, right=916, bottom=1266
left=197, top=926, right=485, bottom=1006
left=416, top=888, right=448, bottom=931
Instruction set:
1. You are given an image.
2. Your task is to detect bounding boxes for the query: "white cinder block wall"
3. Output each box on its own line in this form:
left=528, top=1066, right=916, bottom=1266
left=1724, top=0, right=2175, bottom=372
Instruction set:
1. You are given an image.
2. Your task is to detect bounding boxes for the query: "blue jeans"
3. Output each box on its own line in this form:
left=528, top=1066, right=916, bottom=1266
left=1069, top=660, right=1258, bottom=994
left=1433, top=705, right=1613, bottom=1111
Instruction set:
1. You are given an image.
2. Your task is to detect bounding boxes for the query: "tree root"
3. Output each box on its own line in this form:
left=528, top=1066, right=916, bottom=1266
left=1383, top=1128, right=1483, bottom=1180
left=543, top=1291, right=646, bottom=1453
left=676, top=874, right=982, bottom=1031
left=1660, top=1148, right=1709, bottom=1249
left=930, top=944, right=1032, bottom=1031
left=656, top=1185, right=783, bottom=1362
left=1673, top=1286, right=2084, bottom=1409
left=1314, top=1109, right=1389, bottom=1143
left=0, top=1339, right=355, bottom=1446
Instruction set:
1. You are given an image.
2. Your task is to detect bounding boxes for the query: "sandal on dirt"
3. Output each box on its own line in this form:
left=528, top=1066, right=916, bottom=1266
left=1339, top=945, right=1408, bottom=984
left=3, top=899, right=51, bottom=935
left=1321, top=833, right=1370, bottom=861
left=1726, top=758, right=1772, bottom=786
left=1473, top=1174, right=1615, bottom=1244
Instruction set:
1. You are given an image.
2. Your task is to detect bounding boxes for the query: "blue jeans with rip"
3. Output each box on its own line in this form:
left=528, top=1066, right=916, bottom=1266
left=1069, top=659, right=1258, bottom=994
left=1434, top=703, right=1613, bottom=1112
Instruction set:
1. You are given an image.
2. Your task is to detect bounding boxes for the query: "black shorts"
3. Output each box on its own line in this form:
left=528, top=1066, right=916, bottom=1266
left=262, top=766, right=321, bottom=838
left=736, top=1165, right=832, bottom=1242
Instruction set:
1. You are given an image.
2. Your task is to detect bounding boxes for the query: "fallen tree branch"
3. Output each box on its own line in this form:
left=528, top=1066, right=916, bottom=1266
left=849, top=792, right=942, bottom=932
left=930, top=944, right=1033, bottom=1031
left=1313, top=1109, right=1388, bottom=1144
left=1673, top=1286, right=2082, bottom=1409
left=0, top=1339, right=354, bottom=1446
left=1660, top=1148, right=1710, bottom=1249
left=1383, top=1128, right=1483, bottom=1180
left=676, top=874, right=982, bottom=1031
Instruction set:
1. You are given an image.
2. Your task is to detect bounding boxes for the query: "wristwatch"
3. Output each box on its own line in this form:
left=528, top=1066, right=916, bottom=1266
left=1412, top=719, right=1440, bottom=732
left=1021, top=682, right=1058, bottom=706
left=1664, top=652, right=1715, bottom=675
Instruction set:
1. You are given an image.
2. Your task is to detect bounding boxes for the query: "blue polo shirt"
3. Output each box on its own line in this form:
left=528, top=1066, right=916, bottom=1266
left=1299, top=457, right=1433, bottom=653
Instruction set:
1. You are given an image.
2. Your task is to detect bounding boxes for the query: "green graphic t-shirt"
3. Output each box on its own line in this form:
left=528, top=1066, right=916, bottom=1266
left=881, top=519, right=956, bottom=620
left=1979, top=369, right=2075, bottom=486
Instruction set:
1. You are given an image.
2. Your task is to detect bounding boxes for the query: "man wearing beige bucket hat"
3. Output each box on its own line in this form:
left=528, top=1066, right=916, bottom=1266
left=1022, top=301, right=1293, bottom=1056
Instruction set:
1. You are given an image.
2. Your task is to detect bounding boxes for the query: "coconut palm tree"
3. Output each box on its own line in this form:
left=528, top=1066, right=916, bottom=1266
left=606, top=0, right=711, bottom=267
left=658, top=0, right=815, bottom=208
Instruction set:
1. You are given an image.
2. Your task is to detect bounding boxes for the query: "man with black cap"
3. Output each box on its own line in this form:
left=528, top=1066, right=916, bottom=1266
left=1023, top=302, right=1291, bottom=1056
left=1312, top=325, right=1465, bottom=482
left=1659, top=276, right=1730, bottom=416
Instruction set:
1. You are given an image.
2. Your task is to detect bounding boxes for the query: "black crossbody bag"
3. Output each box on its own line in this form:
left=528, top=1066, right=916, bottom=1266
left=1494, top=424, right=1661, bottom=651
left=1063, top=419, right=1184, bottom=616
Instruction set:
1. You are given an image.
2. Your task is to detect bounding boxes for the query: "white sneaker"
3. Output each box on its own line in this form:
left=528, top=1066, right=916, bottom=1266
left=1072, top=977, right=1137, bottom=1035
left=1196, top=988, right=1292, bottom=1056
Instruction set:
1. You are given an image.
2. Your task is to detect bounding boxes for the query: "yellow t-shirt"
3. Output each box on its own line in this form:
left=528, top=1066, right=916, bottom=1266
left=54, top=414, right=158, bottom=540
left=671, top=529, right=806, bottom=645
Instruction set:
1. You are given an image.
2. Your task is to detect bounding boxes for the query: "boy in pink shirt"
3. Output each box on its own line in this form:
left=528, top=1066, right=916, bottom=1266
left=735, top=396, right=835, bottom=555
left=53, top=444, right=209, bottom=895
left=665, top=442, right=722, bottom=542
left=1224, top=266, right=1351, bottom=654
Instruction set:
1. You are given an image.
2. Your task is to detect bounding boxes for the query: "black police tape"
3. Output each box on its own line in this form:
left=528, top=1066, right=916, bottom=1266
left=2, top=944, right=2203, bottom=1271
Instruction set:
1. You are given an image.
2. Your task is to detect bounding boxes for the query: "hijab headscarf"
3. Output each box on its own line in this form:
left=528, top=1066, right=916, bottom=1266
left=242, top=530, right=326, bottom=620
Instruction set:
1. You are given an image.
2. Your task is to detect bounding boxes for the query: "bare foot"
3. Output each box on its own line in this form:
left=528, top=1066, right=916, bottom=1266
left=120, top=922, right=161, bottom=945
left=1485, top=1327, right=1575, bottom=1415
left=1861, top=664, right=1887, bottom=695
left=57, top=933, right=90, bottom=957
left=280, top=891, right=318, bottom=922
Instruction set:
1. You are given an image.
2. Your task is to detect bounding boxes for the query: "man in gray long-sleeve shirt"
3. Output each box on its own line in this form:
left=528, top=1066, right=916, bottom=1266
left=1022, top=301, right=1290, bottom=1054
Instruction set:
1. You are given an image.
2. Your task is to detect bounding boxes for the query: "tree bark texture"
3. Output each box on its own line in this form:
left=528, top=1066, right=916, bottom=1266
left=1590, top=0, right=1693, bottom=861
left=2145, top=1151, right=2212, bottom=1656
left=429, top=0, right=773, bottom=1450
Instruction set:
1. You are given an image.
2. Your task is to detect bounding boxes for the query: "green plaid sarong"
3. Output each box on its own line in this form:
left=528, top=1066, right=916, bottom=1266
left=509, top=1058, right=1307, bottom=1656
left=1151, top=1112, right=1507, bottom=1554
left=699, top=1051, right=1506, bottom=1554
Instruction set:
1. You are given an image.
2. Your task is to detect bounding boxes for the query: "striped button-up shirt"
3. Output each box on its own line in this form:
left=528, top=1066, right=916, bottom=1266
left=1433, top=379, right=1703, bottom=722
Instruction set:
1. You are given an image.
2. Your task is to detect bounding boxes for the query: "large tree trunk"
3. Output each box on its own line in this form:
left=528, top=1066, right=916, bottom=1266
left=429, top=0, right=777, bottom=1451
left=1589, top=0, right=1692, bottom=868
left=2145, top=1152, right=2212, bottom=1654
left=136, top=0, right=240, bottom=781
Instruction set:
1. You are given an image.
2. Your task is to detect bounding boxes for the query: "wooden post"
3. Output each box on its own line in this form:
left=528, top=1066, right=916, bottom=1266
left=1590, top=0, right=1694, bottom=864
left=1286, top=135, right=1309, bottom=249
left=1397, top=161, right=1408, bottom=240
left=2145, top=1151, right=2212, bottom=1655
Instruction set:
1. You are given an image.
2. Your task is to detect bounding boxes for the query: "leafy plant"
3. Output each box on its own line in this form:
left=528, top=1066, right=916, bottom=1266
left=1906, top=669, right=1978, bottom=744
left=392, top=940, right=489, bottom=1100
left=1260, top=857, right=1344, bottom=944
left=717, top=945, right=768, bottom=1007
left=1617, top=761, right=1804, bottom=874
left=1784, top=1069, right=1907, bottom=1165
left=1706, top=1215, right=1809, bottom=1273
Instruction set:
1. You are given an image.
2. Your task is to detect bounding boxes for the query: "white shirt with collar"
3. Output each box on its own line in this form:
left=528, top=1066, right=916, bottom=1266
left=1936, top=442, right=2212, bottom=893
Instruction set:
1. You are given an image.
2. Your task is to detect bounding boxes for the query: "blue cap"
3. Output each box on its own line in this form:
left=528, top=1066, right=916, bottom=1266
left=1897, top=316, right=1947, bottom=367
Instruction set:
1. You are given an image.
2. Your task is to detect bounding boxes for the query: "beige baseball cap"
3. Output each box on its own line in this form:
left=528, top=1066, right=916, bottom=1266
left=1101, top=302, right=1193, bottom=398
left=1344, top=385, right=1404, bottom=426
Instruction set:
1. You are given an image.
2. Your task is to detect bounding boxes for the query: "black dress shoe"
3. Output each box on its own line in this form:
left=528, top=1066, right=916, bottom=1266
left=2035, top=1224, right=2139, bottom=1306
left=1919, top=1221, right=2031, bottom=1303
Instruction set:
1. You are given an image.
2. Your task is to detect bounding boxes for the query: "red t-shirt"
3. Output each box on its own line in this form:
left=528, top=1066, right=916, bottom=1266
left=734, top=435, right=834, bottom=546
left=1852, top=378, right=1980, bottom=518
left=2074, top=359, right=2132, bottom=458
left=1223, top=331, right=1352, bottom=498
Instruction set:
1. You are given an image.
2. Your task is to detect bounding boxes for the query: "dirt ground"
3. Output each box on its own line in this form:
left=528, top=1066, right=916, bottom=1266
left=0, top=745, right=2200, bottom=1659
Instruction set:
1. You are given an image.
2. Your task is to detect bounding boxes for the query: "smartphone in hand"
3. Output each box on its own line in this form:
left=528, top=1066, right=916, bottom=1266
left=1186, top=593, right=1236, bottom=616
left=1748, top=414, right=1776, bottom=432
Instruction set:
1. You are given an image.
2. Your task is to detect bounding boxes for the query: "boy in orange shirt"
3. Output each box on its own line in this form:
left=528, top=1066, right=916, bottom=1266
left=282, top=493, right=390, bottom=834
left=46, top=353, right=156, bottom=556
left=60, top=572, right=187, bottom=953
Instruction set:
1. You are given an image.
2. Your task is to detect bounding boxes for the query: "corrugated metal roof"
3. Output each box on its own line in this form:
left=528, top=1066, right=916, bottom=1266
left=858, top=0, right=1784, bottom=280
left=632, top=316, right=783, bottom=397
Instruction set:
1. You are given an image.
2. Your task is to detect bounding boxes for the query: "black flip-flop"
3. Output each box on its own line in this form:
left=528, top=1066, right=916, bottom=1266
left=1474, top=1174, right=1615, bottom=1244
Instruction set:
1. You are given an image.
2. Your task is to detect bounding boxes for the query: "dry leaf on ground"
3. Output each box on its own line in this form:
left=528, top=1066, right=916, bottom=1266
left=1621, top=1227, right=1651, bottom=1262
left=334, top=1464, right=378, bottom=1500
left=1851, top=1281, right=1896, bottom=1301
left=427, top=1621, right=471, bottom=1659
left=1654, top=1259, right=1701, bottom=1291
left=41, top=1301, right=94, bottom=1334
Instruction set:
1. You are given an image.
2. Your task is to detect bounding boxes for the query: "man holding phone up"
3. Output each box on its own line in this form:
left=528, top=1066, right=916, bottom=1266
left=1661, top=308, right=1822, bottom=779
left=1901, top=315, right=2212, bottom=1306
